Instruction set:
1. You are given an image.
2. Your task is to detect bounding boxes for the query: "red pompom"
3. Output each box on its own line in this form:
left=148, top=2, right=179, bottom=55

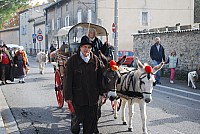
left=145, top=65, right=153, bottom=73
left=110, top=60, right=117, bottom=67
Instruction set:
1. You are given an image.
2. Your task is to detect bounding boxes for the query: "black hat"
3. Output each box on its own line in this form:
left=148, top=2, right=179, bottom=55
left=80, top=35, right=93, bottom=46
left=2, top=44, right=7, bottom=48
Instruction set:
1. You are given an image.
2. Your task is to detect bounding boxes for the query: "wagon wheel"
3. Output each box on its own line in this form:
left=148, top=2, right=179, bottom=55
left=111, top=99, right=122, bottom=111
left=55, top=70, right=64, bottom=108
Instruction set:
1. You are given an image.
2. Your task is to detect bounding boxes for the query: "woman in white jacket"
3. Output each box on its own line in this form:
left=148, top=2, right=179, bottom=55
left=165, top=50, right=178, bottom=84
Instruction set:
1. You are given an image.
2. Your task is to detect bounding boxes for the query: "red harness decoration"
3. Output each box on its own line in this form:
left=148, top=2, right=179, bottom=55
left=145, top=65, right=153, bottom=73
left=145, top=65, right=153, bottom=80
left=110, top=60, right=118, bottom=71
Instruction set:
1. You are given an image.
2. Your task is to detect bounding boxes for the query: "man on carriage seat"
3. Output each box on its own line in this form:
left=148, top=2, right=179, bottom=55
left=100, top=41, right=114, bottom=61
left=88, top=28, right=103, bottom=57
left=63, top=35, right=104, bottom=134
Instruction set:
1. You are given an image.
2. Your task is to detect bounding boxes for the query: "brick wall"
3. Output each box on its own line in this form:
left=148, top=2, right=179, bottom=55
left=132, top=29, right=200, bottom=80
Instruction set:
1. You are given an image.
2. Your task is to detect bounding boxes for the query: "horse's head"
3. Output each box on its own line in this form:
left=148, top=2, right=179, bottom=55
left=99, top=50, right=126, bottom=101
left=135, top=57, right=164, bottom=103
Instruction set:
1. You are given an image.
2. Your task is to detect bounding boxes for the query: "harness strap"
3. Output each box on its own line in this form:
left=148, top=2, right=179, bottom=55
left=139, top=72, right=147, bottom=89
left=120, top=73, right=129, bottom=91
left=117, top=90, right=143, bottom=99
left=127, top=72, right=135, bottom=92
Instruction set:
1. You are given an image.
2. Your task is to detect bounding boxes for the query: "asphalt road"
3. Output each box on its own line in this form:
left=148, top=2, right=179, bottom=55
left=1, top=56, right=200, bottom=134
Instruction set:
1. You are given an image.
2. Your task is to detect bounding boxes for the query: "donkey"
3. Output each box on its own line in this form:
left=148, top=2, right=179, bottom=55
left=36, top=51, right=48, bottom=74
left=112, top=58, right=164, bottom=134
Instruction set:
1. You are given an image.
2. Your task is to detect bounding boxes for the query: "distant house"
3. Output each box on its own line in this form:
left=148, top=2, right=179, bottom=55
left=19, top=3, right=51, bottom=55
left=0, top=26, right=19, bottom=45
left=97, top=0, right=195, bottom=51
left=44, top=0, right=96, bottom=50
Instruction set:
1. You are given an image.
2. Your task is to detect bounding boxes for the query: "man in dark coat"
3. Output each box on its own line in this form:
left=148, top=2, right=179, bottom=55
left=150, top=37, right=165, bottom=84
left=63, top=35, right=103, bottom=134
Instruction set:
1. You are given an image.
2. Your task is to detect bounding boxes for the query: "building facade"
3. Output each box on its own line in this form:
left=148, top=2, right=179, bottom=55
left=19, top=3, right=51, bottom=54
left=97, top=0, right=194, bottom=51
left=44, top=0, right=96, bottom=50
left=0, top=26, right=19, bottom=45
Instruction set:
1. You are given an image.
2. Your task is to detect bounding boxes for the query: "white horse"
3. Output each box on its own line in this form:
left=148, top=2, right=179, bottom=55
left=112, top=58, right=164, bottom=134
left=36, top=52, right=48, bottom=74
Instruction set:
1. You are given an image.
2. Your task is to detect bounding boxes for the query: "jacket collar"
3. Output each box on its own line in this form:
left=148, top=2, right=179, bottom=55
left=77, top=51, right=96, bottom=65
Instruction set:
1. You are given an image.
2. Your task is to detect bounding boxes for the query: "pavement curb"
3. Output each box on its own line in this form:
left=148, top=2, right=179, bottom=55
left=0, top=88, right=20, bottom=134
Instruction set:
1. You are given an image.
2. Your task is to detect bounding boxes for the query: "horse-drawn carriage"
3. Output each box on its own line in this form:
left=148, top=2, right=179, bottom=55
left=51, top=22, right=121, bottom=111
left=51, top=23, right=165, bottom=134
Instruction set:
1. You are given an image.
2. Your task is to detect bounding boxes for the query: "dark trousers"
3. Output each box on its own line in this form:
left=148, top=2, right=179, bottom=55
left=1, top=64, right=10, bottom=82
left=71, top=104, right=98, bottom=134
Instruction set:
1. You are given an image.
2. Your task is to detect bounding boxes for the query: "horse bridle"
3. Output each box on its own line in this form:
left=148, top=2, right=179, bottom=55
left=139, top=72, right=156, bottom=95
left=102, top=68, right=121, bottom=101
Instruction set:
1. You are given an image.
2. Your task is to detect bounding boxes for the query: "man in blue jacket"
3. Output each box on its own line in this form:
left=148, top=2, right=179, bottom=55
left=150, top=37, right=165, bottom=84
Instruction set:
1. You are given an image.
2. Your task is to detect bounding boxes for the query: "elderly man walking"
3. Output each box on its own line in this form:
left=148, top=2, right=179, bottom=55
left=150, top=37, right=165, bottom=84
left=63, top=35, right=103, bottom=134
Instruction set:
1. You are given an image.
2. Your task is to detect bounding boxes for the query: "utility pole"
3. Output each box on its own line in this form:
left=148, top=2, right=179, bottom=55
left=94, top=0, right=97, bottom=24
left=114, top=0, right=118, bottom=61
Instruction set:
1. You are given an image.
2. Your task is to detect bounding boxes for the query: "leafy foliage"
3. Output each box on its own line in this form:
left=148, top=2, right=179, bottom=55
left=0, top=0, right=30, bottom=29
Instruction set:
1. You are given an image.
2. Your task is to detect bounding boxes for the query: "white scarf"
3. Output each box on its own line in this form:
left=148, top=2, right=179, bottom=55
left=80, top=51, right=91, bottom=63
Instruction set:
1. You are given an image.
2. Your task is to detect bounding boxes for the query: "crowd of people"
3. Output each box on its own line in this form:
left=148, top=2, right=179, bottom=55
left=0, top=44, right=29, bottom=85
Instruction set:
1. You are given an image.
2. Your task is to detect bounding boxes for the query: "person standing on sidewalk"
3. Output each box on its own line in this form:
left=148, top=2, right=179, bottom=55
left=13, top=47, right=28, bottom=83
left=150, top=37, right=166, bottom=84
left=0, top=44, right=13, bottom=85
left=165, top=50, right=178, bottom=84
left=63, top=35, right=103, bottom=134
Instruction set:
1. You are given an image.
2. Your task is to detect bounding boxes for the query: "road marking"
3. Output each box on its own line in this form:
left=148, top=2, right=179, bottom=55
left=154, top=89, right=200, bottom=103
left=156, top=85, right=200, bottom=97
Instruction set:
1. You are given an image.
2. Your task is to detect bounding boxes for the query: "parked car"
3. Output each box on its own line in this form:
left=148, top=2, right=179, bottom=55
left=118, top=50, right=134, bottom=67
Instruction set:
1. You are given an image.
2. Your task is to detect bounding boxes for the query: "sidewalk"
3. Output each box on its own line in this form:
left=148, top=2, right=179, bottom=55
left=159, top=77, right=200, bottom=93
left=0, top=89, right=6, bottom=134
left=0, top=88, right=20, bottom=134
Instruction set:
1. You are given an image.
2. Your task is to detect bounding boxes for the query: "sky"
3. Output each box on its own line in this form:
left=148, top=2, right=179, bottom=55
left=30, top=0, right=49, bottom=5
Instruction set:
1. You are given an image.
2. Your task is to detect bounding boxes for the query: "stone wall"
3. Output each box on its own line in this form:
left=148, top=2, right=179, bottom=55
left=132, top=29, right=200, bottom=80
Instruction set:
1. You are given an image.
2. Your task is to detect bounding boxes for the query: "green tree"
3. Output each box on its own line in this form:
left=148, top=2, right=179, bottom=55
left=0, top=0, right=29, bottom=29
left=194, top=0, right=200, bottom=23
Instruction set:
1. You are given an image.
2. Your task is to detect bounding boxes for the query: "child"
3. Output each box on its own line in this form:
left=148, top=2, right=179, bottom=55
left=165, top=50, right=178, bottom=84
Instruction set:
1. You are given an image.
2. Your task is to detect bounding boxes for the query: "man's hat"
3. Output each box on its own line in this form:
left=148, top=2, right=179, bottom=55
left=2, top=44, right=7, bottom=48
left=80, top=35, right=93, bottom=46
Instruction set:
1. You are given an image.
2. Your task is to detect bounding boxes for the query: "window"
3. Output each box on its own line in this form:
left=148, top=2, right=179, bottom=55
left=65, top=15, right=70, bottom=27
left=52, top=19, right=54, bottom=31
left=24, top=25, right=27, bottom=34
left=77, top=10, right=82, bottom=23
left=66, top=3, right=69, bottom=11
left=142, top=12, right=148, bottom=26
left=57, top=17, right=61, bottom=30
left=124, top=51, right=133, bottom=56
left=21, top=25, right=26, bottom=35
left=88, top=9, right=92, bottom=23
left=118, top=51, right=122, bottom=57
